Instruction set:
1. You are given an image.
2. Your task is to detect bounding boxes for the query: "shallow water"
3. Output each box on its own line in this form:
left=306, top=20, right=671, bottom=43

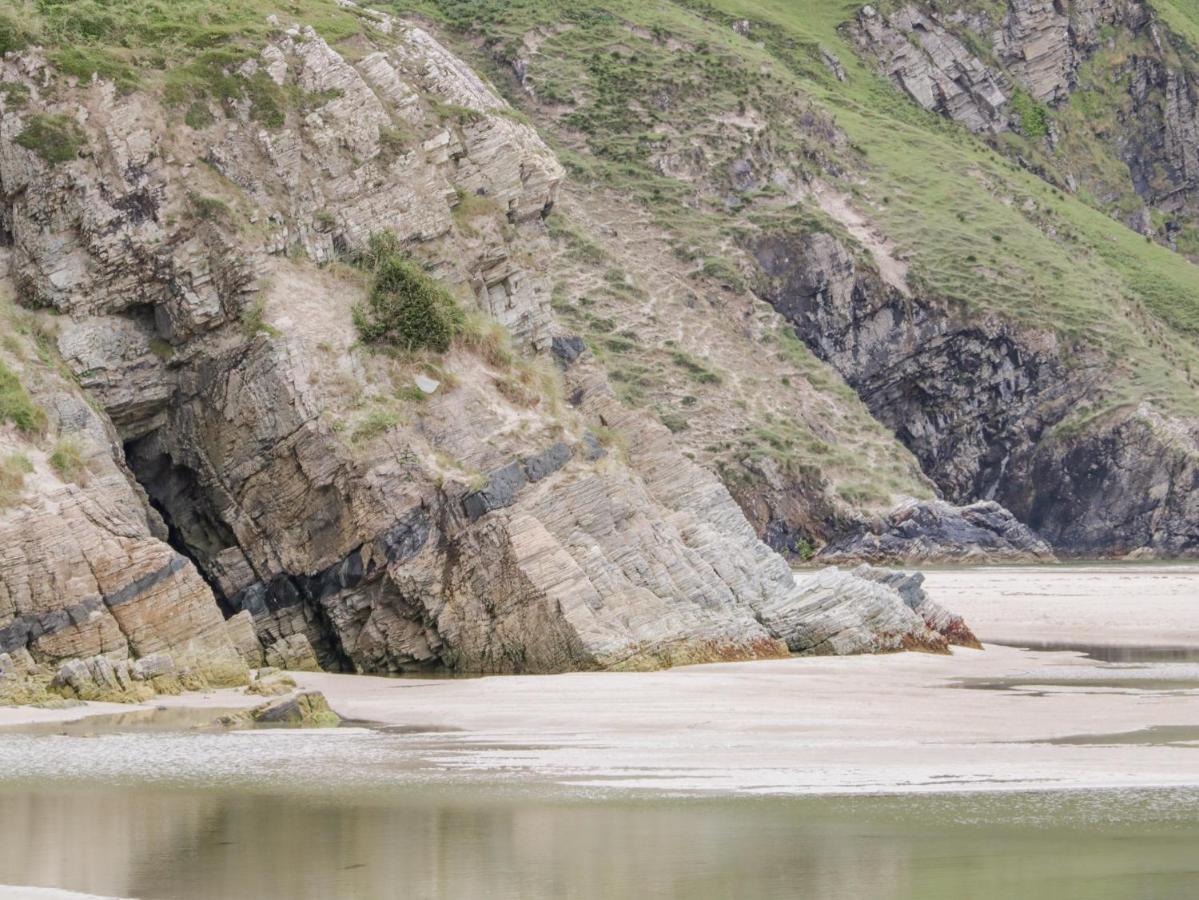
left=1, top=780, right=1198, bottom=900
left=993, top=641, right=1199, bottom=663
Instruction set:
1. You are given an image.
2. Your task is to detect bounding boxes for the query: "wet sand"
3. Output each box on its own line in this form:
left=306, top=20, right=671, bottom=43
left=282, top=642, right=1199, bottom=794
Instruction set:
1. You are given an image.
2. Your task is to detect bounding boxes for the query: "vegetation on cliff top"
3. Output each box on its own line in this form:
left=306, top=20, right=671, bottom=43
left=391, top=0, right=1199, bottom=423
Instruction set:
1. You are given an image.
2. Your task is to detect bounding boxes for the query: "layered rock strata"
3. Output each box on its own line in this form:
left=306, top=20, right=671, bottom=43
left=753, top=228, right=1199, bottom=556
left=0, top=10, right=978, bottom=686
left=820, top=498, right=1057, bottom=565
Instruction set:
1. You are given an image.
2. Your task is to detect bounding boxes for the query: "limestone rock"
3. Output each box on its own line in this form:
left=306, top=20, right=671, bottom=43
left=263, top=634, right=321, bottom=672
left=246, top=669, right=298, bottom=696
left=251, top=690, right=341, bottom=727
left=820, top=498, right=1057, bottom=564
left=0, top=7, right=984, bottom=684
left=759, top=566, right=950, bottom=655
left=51, top=655, right=156, bottom=702
left=853, top=5, right=1009, bottom=134
left=993, top=0, right=1075, bottom=103
left=850, top=565, right=981, bottom=649
left=224, top=611, right=265, bottom=668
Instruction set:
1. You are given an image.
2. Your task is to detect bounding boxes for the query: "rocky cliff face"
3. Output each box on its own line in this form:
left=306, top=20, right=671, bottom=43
left=753, top=228, right=1199, bottom=556
left=0, top=257, right=247, bottom=702
left=850, top=0, right=1199, bottom=244
left=853, top=5, right=1010, bottom=134
left=0, top=6, right=977, bottom=692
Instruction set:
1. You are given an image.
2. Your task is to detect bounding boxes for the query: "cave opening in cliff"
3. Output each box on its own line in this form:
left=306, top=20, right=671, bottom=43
left=123, top=435, right=241, bottom=619
left=121, top=433, right=358, bottom=671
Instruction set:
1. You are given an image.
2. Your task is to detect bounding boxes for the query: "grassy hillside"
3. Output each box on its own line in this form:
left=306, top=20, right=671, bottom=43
left=388, top=0, right=1199, bottom=425
left=5, top=0, right=1199, bottom=535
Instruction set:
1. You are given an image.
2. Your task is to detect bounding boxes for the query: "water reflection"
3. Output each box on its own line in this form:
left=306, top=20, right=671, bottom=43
left=0, top=784, right=1197, bottom=899
left=993, top=641, right=1199, bottom=663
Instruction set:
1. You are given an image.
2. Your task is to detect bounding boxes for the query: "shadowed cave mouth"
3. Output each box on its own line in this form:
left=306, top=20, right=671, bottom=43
left=122, top=434, right=355, bottom=672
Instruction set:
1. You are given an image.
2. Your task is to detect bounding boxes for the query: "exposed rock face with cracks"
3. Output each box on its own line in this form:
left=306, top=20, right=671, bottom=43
left=752, top=227, right=1199, bottom=557
left=0, top=8, right=976, bottom=691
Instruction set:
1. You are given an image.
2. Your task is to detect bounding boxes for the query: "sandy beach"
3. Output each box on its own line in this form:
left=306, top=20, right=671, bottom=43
left=1, top=565, right=1195, bottom=797
left=922, top=564, right=1199, bottom=649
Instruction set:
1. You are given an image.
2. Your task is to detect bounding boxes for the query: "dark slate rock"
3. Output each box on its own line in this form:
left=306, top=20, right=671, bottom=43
left=818, top=498, right=1055, bottom=564
left=463, top=461, right=527, bottom=522
left=551, top=335, right=587, bottom=368
left=523, top=442, right=572, bottom=482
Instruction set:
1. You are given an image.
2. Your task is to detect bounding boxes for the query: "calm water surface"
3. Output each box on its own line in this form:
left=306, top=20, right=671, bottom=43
left=0, top=777, right=1196, bottom=899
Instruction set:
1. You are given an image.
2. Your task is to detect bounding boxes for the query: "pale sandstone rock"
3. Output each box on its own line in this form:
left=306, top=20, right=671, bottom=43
left=224, top=610, right=264, bottom=668
left=853, top=5, right=1009, bottom=133
left=263, top=634, right=321, bottom=672
left=0, top=11, right=977, bottom=685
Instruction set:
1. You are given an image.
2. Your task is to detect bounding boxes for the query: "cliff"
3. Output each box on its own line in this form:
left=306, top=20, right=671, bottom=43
left=0, top=4, right=976, bottom=695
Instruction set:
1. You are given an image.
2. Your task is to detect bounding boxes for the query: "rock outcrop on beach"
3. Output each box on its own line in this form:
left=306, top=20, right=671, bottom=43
left=0, top=5, right=980, bottom=687
left=820, top=498, right=1056, bottom=565
left=5, top=0, right=1199, bottom=690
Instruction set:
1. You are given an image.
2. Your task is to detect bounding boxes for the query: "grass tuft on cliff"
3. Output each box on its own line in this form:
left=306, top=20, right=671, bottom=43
left=0, top=360, right=45, bottom=434
left=0, top=452, right=33, bottom=508
left=352, top=234, right=464, bottom=353
left=13, top=112, right=86, bottom=165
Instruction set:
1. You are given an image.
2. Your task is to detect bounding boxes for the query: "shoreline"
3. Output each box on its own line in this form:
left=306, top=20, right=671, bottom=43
left=0, top=564, right=1194, bottom=798
left=1, top=642, right=1195, bottom=797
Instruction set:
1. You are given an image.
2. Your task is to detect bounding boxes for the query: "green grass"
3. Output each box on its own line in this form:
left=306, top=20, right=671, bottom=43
left=2, top=0, right=364, bottom=118
left=0, top=452, right=32, bottom=508
left=48, top=434, right=86, bottom=482
left=408, top=0, right=1199, bottom=417
left=13, top=112, right=86, bottom=165
left=351, top=407, right=401, bottom=443
left=0, top=360, right=44, bottom=433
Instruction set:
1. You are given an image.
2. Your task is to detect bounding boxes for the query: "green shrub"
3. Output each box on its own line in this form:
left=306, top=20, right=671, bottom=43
left=188, top=192, right=230, bottom=221
left=1009, top=87, right=1049, bottom=139
left=669, top=350, right=722, bottom=384
left=659, top=411, right=689, bottom=433
left=700, top=256, right=745, bottom=291
left=378, top=124, right=415, bottom=162
left=0, top=361, right=44, bottom=433
left=14, top=113, right=87, bottom=165
left=0, top=81, right=29, bottom=107
left=351, top=408, right=400, bottom=443
left=0, top=12, right=30, bottom=56
left=184, top=100, right=215, bottom=129
left=353, top=244, right=463, bottom=353
left=239, top=297, right=278, bottom=338
left=313, top=209, right=337, bottom=231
